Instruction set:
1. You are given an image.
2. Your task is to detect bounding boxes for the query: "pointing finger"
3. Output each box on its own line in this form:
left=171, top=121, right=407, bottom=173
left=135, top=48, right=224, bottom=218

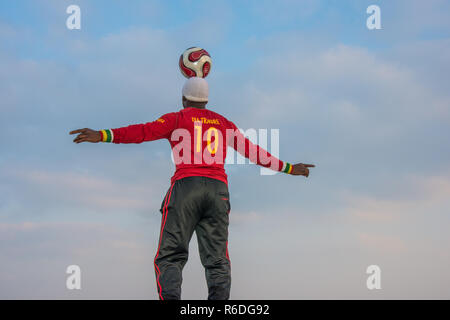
left=69, top=128, right=86, bottom=135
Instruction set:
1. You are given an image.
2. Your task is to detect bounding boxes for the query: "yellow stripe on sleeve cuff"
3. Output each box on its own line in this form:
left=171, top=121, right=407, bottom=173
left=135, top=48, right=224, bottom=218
left=282, top=162, right=293, bottom=174
left=100, top=129, right=113, bottom=142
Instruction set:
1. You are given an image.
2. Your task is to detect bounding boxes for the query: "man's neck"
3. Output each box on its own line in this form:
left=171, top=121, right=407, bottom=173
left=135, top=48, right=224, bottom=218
left=185, top=102, right=207, bottom=109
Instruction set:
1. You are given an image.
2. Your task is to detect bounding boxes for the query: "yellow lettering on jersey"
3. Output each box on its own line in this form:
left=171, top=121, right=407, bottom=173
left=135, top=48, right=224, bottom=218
left=192, top=117, right=220, bottom=125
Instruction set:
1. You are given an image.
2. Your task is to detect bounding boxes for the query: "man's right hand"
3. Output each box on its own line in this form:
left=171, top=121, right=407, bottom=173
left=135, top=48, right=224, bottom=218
left=291, top=163, right=315, bottom=177
left=69, top=128, right=102, bottom=143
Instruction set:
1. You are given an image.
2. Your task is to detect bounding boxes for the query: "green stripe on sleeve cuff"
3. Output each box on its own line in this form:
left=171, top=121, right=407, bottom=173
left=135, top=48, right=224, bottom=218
left=101, top=129, right=113, bottom=142
left=283, top=162, right=291, bottom=173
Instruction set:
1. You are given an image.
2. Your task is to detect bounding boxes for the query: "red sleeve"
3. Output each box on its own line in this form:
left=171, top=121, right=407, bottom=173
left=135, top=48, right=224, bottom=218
left=226, top=120, right=285, bottom=172
left=110, top=112, right=178, bottom=144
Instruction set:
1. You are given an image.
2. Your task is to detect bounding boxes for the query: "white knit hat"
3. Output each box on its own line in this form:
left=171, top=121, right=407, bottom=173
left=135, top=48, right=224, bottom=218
left=182, top=77, right=209, bottom=102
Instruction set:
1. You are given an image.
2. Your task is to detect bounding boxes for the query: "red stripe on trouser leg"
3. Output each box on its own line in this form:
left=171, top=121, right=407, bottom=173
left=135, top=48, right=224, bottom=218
left=154, top=183, right=175, bottom=300
left=155, top=184, right=175, bottom=300
left=154, top=185, right=172, bottom=300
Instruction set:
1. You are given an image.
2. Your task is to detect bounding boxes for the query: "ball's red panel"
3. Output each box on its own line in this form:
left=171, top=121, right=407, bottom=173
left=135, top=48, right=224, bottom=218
left=202, top=61, right=211, bottom=78
left=179, top=54, right=196, bottom=78
left=188, top=49, right=210, bottom=62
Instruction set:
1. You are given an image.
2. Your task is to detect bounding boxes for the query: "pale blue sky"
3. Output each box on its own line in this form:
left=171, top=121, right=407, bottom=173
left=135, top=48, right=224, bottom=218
left=1, top=0, right=450, bottom=299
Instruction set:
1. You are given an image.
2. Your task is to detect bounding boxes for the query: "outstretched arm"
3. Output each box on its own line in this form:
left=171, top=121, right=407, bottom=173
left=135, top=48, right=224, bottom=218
left=227, top=120, right=315, bottom=178
left=69, top=113, right=178, bottom=144
left=69, top=128, right=102, bottom=143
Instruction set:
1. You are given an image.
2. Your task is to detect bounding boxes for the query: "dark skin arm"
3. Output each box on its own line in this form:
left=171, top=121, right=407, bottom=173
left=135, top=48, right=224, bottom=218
left=69, top=128, right=101, bottom=143
left=69, top=128, right=315, bottom=177
left=291, top=163, right=315, bottom=177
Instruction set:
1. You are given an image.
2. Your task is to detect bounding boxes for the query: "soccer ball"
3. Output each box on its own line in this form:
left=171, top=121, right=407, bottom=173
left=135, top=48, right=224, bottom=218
left=179, top=47, right=212, bottom=78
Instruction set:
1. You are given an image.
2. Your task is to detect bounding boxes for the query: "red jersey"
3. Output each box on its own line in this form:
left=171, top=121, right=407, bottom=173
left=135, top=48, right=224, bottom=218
left=105, top=107, right=287, bottom=185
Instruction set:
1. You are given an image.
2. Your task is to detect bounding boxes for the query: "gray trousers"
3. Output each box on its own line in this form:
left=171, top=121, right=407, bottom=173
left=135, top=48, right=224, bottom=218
left=154, top=176, right=231, bottom=300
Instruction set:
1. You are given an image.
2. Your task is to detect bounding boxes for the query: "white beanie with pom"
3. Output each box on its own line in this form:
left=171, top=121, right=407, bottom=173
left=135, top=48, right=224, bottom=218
left=182, top=77, right=209, bottom=102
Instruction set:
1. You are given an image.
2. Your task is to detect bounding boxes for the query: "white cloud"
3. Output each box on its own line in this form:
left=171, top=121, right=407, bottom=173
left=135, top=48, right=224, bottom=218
left=2, top=167, right=158, bottom=212
left=230, top=210, right=263, bottom=225
left=0, top=221, right=159, bottom=299
left=344, top=171, right=450, bottom=224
